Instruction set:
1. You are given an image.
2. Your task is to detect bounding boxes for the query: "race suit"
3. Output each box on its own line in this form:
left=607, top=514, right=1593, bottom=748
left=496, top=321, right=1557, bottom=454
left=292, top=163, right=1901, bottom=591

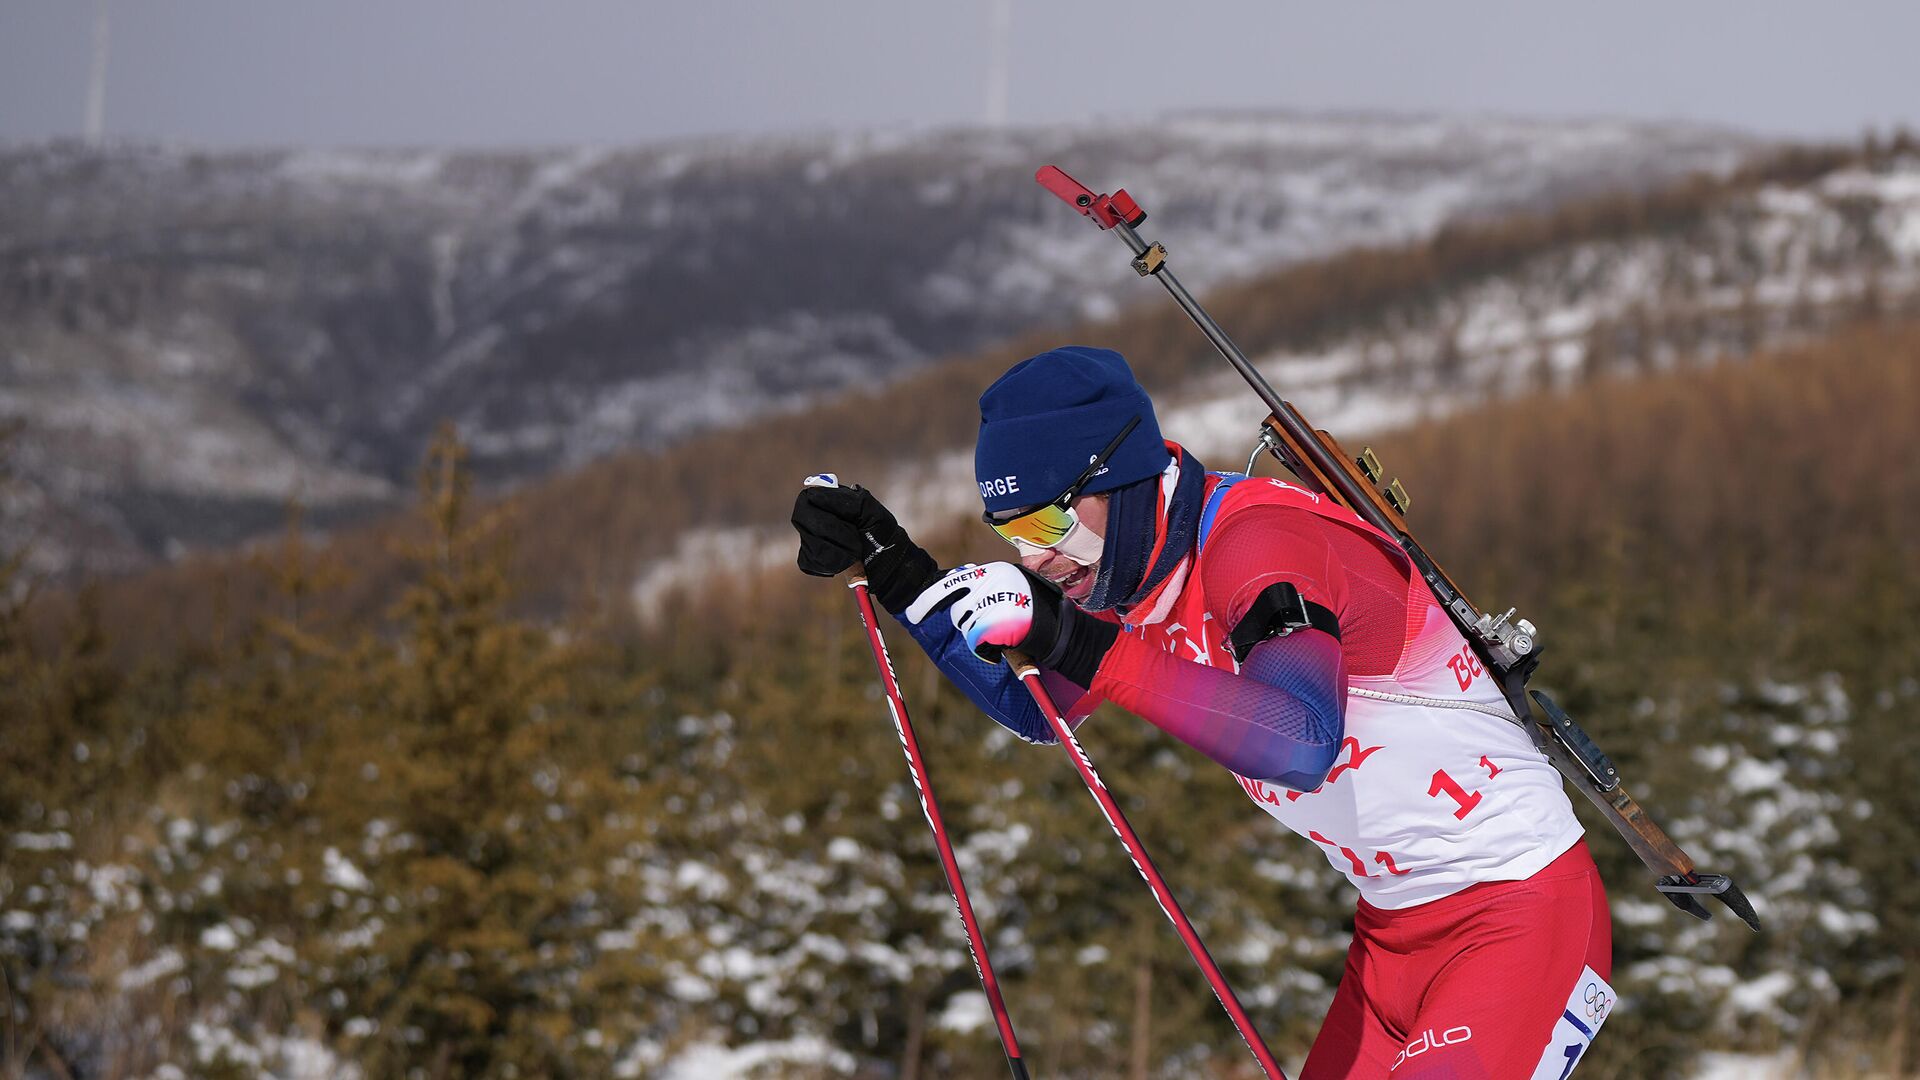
left=901, top=462, right=1613, bottom=1078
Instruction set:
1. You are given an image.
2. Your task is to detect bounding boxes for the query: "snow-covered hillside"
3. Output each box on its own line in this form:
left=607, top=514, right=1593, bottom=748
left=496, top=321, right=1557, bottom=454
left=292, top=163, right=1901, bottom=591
left=0, top=113, right=1752, bottom=576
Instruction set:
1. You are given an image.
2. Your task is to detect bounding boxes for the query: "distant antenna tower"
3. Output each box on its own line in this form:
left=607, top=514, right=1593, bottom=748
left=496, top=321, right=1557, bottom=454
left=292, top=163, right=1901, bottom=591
left=985, top=0, right=1011, bottom=128
left=85, top=0, right=111, bottom=143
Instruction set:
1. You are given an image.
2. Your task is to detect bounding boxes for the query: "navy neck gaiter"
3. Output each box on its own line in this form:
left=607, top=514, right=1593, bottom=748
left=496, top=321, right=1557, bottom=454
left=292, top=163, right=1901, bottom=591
left=1083, top=446, right=1206, bottom=614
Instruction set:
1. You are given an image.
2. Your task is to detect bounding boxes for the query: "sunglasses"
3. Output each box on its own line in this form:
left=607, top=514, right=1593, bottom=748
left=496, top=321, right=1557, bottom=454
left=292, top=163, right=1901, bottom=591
left=984, top=415, right=1141, bottom=548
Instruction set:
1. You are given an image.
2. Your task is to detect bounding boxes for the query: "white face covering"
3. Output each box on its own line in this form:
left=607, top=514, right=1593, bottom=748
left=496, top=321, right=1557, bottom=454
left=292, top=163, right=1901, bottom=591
left=1052, top=519, right=1107, bottom=567
left=1014, top=519, right=1105, bottom=568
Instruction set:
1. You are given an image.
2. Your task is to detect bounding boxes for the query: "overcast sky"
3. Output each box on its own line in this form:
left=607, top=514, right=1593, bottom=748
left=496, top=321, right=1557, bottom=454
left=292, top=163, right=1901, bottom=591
left=2, top=1, right=1916, bottom=148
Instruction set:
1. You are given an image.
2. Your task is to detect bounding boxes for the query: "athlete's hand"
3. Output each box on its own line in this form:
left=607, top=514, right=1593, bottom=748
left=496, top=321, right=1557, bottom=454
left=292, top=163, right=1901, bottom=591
left=792, top=474, right=939, bottom=614
left=905, top=562, right=1065, bottom=663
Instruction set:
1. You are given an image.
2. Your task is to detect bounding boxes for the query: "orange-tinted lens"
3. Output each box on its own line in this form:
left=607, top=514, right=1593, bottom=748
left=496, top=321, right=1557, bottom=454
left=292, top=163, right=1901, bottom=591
left=989, top=503, right=1077, bottom=548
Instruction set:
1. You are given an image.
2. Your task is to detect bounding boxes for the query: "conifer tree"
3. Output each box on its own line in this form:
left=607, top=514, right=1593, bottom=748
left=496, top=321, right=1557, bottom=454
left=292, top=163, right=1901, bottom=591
left=286, top=426, right=659, bottom=1077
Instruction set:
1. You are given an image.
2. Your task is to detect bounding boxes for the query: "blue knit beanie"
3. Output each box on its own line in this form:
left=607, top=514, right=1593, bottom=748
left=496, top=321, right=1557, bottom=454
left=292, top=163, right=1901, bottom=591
left=974, top=346, right=1170, bottom=515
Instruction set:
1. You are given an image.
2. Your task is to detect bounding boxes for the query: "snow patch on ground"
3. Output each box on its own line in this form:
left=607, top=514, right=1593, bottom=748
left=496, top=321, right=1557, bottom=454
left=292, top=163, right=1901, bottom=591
left=323, top=847, right=371, bottom=891
left=1691, top=1050, right=1798, bottom=1079
left=118, top=947, right=186, bottom=991
left=655, top=1035, right=856, bottom=1079
left=936, top=990, right=991, bottom=1034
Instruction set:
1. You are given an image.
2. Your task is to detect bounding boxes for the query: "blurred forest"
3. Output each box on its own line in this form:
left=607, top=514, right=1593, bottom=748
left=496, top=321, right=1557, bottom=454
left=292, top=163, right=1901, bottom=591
left=4, top=305, right=1917, bottom=1077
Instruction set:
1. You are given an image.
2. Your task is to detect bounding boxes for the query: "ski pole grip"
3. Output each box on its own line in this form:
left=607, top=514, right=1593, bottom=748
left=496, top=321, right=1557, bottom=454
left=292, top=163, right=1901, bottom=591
left=1002, top=648, right=1040, bottom=679
left=798, top=473, right=872, bottom=590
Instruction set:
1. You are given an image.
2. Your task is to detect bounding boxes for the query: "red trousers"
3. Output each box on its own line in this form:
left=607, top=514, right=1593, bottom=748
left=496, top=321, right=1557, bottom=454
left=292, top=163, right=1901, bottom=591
left=1300, top=840, right=1614, bottom=1079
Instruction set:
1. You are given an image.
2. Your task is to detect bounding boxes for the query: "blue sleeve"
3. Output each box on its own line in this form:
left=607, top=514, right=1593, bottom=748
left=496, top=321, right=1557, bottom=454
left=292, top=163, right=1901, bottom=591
left=1230, top=630, right=1347, bottom=789
left=1092, top=627, right=1345, bottom=791
left=896, top=609, right=1073, bottom=745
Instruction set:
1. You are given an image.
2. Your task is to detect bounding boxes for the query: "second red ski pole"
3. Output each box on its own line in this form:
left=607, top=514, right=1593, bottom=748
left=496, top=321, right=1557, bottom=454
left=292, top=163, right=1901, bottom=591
left=1003, top=648, right=1289, bottom=1080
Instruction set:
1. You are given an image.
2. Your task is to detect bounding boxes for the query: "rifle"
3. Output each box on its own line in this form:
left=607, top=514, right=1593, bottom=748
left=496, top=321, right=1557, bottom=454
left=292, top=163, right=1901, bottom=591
left=1035, top=165, right=1759, bottom=931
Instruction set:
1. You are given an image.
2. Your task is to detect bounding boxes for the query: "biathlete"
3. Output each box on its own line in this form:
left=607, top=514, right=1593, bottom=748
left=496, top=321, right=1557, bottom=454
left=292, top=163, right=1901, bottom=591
left=792, top=346, right=1615, bottom=1078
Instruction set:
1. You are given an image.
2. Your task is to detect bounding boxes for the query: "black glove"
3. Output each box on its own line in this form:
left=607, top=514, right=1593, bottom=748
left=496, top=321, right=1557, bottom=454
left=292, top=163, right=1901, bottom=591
left=792, top=479, right=940, bottom=614
left=1022, top=568, right=1119, bottom=688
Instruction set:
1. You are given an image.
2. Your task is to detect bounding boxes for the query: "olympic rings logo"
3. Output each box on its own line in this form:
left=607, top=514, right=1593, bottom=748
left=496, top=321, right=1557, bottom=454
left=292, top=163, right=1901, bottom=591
left=1583, top=982, right=1614, bottom=1021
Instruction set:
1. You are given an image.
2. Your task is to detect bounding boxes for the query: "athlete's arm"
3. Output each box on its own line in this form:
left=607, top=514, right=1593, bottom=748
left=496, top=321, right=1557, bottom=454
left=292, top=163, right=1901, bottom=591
left=896, top=605, right=1092, bottom=745
left=1092, top=631, right=1345, bottom=790
left=1089, top=508, right=1350, bottom=790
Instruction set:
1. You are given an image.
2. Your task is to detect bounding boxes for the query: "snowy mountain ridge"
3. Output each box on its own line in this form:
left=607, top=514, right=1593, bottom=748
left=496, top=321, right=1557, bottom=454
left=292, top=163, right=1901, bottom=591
left=0, top=112, right=1753, bottom=576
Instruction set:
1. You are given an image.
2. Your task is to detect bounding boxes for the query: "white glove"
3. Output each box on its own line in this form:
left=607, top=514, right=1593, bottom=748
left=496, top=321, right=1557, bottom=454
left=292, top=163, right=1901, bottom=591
left=905, top=562, right=1040, bottom=659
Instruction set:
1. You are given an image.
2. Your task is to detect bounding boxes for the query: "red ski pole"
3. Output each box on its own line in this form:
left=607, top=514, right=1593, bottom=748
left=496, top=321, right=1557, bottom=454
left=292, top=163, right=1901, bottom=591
left=1004, top=648, right=1289, bottom=1080
left=835, top=565, right=1031, bottom=1079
